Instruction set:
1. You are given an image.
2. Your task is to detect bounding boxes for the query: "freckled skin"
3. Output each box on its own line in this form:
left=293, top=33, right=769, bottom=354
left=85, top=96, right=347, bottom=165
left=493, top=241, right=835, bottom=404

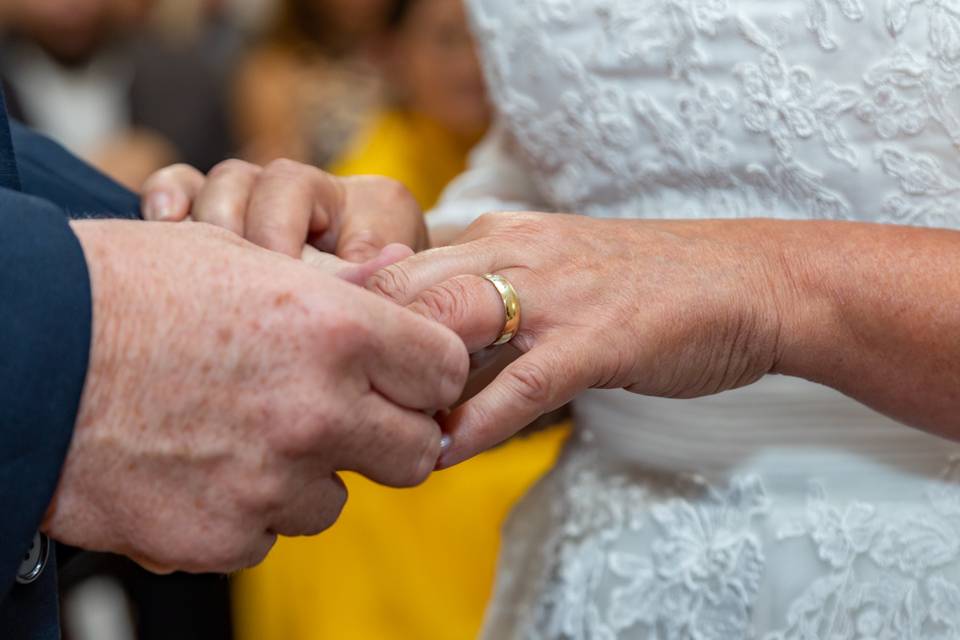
left=44, top=220, right=469, bottom=575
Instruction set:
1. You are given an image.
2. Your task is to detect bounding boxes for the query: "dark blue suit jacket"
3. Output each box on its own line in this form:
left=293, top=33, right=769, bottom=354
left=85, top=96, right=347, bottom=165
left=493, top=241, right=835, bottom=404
left=0, top=95, right=140, bottom=638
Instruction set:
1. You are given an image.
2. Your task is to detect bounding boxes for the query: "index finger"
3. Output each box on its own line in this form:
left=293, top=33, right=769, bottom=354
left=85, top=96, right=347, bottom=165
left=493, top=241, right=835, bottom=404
left=362, top=295, right=470, bottom=412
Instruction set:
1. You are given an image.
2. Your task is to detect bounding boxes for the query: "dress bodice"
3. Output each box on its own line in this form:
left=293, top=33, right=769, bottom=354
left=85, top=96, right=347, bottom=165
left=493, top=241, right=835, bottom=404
left=466, top=0, right=960, bottom=227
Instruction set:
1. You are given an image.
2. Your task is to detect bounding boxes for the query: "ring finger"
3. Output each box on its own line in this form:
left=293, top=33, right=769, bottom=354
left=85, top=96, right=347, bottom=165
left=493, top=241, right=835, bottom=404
left=405, top=269, right=534, bottom=354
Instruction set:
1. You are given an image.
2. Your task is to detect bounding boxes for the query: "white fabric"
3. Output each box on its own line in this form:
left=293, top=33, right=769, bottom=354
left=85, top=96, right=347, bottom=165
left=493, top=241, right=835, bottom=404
left=5, top=45, right=133, bottom=156
left=429, top=1, right=960, bottom=638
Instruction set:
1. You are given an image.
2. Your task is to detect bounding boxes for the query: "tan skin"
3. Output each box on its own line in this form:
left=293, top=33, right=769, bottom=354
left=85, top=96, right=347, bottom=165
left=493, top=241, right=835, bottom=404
left=47, top=169, right=469, bottom=576
left=144, top=156, right=960, bottom=472
left=233, top=48, right=316, bottom=165
left=389, top=0, right=490, bottom=139
left=232, top=0, right=394, bottom=165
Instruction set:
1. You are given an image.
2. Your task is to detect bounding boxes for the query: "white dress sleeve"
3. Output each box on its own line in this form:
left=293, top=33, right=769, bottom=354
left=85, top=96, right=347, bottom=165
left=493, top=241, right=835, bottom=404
left=426, top=121, right=548, bottom=234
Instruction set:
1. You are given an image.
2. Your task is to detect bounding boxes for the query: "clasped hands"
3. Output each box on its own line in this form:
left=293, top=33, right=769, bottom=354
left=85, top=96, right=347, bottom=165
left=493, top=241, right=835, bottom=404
left=48, top=157, right=786, bottom=576
left=142, top=158, right=788, bottom=464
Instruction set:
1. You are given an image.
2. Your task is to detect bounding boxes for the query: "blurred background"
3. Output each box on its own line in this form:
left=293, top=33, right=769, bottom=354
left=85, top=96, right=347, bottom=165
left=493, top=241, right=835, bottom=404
left=0, top=0, right=569, bottom=637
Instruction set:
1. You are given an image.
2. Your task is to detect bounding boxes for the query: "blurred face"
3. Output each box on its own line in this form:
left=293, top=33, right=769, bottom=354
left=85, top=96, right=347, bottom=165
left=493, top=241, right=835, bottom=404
left=9, top=0, right=152, bottom=64
left=394, top=0, right=490, bottom=138
left=312, top=0, right=394, bottom=39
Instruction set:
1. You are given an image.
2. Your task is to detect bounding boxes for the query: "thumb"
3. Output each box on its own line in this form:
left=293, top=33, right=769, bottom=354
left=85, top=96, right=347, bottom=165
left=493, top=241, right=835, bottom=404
left=141, top=163, right=204, bottom=221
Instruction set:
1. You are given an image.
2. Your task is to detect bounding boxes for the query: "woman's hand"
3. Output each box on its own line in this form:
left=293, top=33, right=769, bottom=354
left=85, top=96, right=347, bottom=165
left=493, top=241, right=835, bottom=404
left=369, top=212, right=789, bottom=467
left=141, top=159, right=428, bottom=264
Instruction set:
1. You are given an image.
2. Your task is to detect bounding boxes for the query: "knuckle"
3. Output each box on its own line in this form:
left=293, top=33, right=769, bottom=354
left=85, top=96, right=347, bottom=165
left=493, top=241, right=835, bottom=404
left=209, top=158, right=258, bottom=179
left=204, top=200, right=245, bottom=229
left=434, top=334, right=470, bottom=405
left=412, top=280, right=468, bottom=327
left=319, top=307, right=370, bottom=356
left=237, top=468, right=287, bottom=515
left=262, top=157, right=312, bottom=180
left=374, top=176, right=418, bottom=208
left=505, top=359, right=554, bottom=407
left=503, top=211, right=547, bottom=237
left=447, top=354, right=470, bottom=402
left=469, top=211, right=500, bottom=233
left=367, top=264, right=413, bottom=303
left=143, top=162, right=193, bottom=189
left=272, top=405, right=340, bottom=456
left=252, top=214, right=297, bottom=239
left=341, top=232, right=382, bottom=257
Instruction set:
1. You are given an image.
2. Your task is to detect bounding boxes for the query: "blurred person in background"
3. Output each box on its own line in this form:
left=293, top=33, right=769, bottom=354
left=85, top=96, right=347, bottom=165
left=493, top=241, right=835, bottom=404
left=233, top=0, right=392, bottom=167
left=0, top=0, right=236, bottom=191
left=331, top=0, right=488, bottom=208
left=230, top=1, right=568, bottom=639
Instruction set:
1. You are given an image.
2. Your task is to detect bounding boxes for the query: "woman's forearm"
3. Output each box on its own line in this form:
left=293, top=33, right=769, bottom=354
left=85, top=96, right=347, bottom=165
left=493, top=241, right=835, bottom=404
left=765, top=220, right=960, bottom=438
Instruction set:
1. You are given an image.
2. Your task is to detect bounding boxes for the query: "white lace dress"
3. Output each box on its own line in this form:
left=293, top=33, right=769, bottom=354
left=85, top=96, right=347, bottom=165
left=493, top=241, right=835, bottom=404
left=426, top=1, right=960, bottom=638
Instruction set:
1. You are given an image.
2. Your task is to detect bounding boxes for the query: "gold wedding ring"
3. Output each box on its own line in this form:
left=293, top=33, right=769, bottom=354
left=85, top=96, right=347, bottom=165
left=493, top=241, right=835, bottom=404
left=483, top=273, right=521, bottom=346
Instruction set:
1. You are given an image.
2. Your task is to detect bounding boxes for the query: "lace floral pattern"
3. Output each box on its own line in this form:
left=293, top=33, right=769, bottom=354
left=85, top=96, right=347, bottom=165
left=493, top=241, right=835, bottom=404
left=766, top=461, right=960, bottom=640
left=498, top=441, right=960, bottom=640
left=468, top=0, right=960, bottom=226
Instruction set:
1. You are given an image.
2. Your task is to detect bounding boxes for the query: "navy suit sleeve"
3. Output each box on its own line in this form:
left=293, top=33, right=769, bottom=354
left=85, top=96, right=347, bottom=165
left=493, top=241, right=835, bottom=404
left=10, top=121, right=141, bottom=220
left=0, top=189, right=92, bottom=602
left=1, top=123, right=140, bottom=606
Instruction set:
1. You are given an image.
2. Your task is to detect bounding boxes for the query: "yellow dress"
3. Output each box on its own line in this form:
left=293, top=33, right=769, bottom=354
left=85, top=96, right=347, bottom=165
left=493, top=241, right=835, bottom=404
left=232, top=109, right=570, bottom=640
left=333, top=109, right=479, bottom=210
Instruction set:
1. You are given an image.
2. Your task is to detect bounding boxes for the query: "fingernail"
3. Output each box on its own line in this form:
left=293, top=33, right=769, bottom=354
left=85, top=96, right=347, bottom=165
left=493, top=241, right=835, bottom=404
left=146, top=191, right=173, bottom=220
left=439, top=434, right=452, bottom=452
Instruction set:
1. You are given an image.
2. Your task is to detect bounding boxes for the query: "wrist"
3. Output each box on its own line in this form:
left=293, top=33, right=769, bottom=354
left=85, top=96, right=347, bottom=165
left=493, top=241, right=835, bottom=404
left=47, top=221, right=135, bottom=531
left=748, top=220, right=843, bottom=381
left=66, top=219, right=142, bottom=429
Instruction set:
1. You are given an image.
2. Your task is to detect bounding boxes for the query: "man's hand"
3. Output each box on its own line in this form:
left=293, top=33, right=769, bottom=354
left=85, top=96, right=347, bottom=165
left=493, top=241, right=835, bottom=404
left=142, top=160, right=427, bottom=263
left=45, top=219, right=468, bottom=574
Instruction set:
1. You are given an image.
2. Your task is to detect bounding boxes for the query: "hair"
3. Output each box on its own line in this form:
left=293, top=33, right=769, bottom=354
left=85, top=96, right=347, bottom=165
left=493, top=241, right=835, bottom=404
left=267, top=0, right=418, bottom=57
left=387, top=0, right=415, bottom=28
